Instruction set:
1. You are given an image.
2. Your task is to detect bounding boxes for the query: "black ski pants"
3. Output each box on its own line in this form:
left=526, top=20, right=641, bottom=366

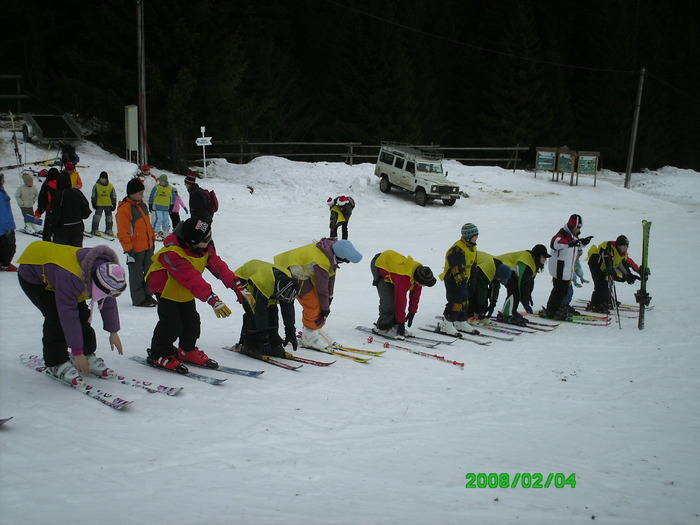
left=19, top=275, right=97, bottom=367
left=150, top=297, right=200, bottom=358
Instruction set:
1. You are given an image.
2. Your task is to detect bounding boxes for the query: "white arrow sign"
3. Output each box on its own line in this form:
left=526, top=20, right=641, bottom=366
left=195, top=137, right=212, bottom=146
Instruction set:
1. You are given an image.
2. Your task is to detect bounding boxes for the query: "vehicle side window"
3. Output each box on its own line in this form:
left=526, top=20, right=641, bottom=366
left=406, top=161, right=415, bottom=174
left=380, top=151, right=395, bottom=165
left=394, top=157, right=404, bottom=169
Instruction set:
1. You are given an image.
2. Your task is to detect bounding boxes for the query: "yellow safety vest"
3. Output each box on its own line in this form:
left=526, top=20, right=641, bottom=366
left=17, top=241, right=89, bottom=301
left=274, top=243, right=334, bottom=283
left=235, top=259, right=292, bottom=304
left=94, top=182, right=114, bottom=207
left=496, top=250, right=537, bottom=275
left=439, top=239, right=476, bottom=280
left=147, top=244, right=209, bottom=302
left=374, top=250, right=422, bottom=287
left=152, top=184, right=173, bottom=207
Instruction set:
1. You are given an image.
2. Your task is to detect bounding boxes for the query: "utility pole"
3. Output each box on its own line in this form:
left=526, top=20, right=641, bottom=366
left=624, top=68, right=645, bottom=189
left=137, top=0, right=148, bottom=167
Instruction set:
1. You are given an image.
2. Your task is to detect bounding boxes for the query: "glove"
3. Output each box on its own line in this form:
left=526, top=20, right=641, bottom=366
left=523, top=298, right=533, bottom=314
left=641, top=267, right=651, bottom=278
left=207, top=293, right=231, bottom=318
left=111, top=205, right=116, bottom=212
left=406, top=313, right=415, bottom=327
left=568, top=239, right=582, bottom=247
left=624, top=273, right=637, bottom=284
left=315, top=310, right=330, bottom=327
left=580, top=236, right=593, bottom=246
left=34, top=209, right=41, bottom=218
left=149, top=205, right=154, bottom=212
left=396, top=323, right=406, bottom=338
left=125, top=252, right=135, bottom=265
left=284, top=326, right=298, bottom=351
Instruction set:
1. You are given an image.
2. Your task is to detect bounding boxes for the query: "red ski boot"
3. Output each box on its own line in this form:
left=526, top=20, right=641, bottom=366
left=177, top=347, right=218, bottom=369
left=147, top=350, right=188, bottom=374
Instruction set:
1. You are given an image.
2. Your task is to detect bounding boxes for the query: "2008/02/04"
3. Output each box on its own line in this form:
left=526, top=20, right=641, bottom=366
left=465, top=472, right=577, bottom=489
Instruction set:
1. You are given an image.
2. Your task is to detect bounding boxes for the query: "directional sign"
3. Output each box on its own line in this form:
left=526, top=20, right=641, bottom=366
left=195, top=137, right=212, bottom=146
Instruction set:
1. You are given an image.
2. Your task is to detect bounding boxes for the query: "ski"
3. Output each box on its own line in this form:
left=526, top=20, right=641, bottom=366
left=91, top=232, right=115, bottom=241
left=129, top=355, right=227, bottom=384
left=487, top=319, right=539, bottom=333
left=355, top=326, right=443, bottom=348
left=329, top=344, right=386, bottom=356
left=636, top=220, right=652, bottom=330
left=18, top=229, right=43, bottom=238
left=183, top=359, right=264, bottom=377
left=366, top=337, right=465, bottom=368
left=535, top=311, right=610, bottom=326
left=0, top=417, right=13, bottom=427
left=101, top=372, right=182, bottom=396
left=83, top=232, right=94, bottom=239
left=299, top=344, right=370, bottom=363
left=434, top=316, right=515, bottom=340
left=223, top=346, right=304, bottom=370
left=422, top=325, right=492, bottom=346
left=20, top=355, right=133, bottom=410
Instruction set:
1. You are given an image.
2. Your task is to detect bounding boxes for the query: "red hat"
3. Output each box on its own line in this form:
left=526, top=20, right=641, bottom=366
left=184, top=173, right=197, bottom=185
left=65, top=162, right=75, bottom=172
left=337, top=196, right=349, bottom=206
left=141, top=164, right=150, bottom=171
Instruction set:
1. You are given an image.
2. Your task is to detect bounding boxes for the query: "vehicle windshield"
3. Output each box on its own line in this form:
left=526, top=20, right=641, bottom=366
left=416, top=162, right=443, bottom=174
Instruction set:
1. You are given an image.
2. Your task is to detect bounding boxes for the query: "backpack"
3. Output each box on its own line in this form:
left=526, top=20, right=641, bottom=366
left=204, top=189, right=219, bottom=214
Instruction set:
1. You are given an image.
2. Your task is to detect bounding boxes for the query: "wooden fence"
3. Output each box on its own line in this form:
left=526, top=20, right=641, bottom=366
left=189, top=141, right=530, bottom=169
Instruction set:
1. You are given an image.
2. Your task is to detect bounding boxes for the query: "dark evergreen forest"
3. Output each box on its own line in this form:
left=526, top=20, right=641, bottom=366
left=4, top=0, right=699, bottom=172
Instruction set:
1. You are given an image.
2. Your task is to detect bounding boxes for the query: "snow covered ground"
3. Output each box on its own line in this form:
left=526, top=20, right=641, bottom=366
left=1, top=133, right=699, bottom=525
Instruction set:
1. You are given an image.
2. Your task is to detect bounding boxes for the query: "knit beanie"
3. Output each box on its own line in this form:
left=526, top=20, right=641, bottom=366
left=461, top=223, right=479, bottom=240
left=413, top=265, right=437, bottom=287
left=92, top=263, right=127, bottom=301
left=184, top=173, right=198, bottom=185
left=158, top=174, right=168, bottom=183
left=126, top=178, right=145, bottom=195
left=99, top=171, right=109, bottom=181
left=495, top=264, right=514, bottom=286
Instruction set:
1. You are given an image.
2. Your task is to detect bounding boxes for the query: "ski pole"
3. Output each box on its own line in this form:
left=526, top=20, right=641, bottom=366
left=366, top=336, right=464, bottom=368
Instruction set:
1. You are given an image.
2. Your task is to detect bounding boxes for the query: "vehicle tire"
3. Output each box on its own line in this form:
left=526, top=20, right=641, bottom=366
left=442, top=198, right=457, bottom=206
left=379, top=175, right=392, bottom=194
left=415, top=188, right=428, bottom=206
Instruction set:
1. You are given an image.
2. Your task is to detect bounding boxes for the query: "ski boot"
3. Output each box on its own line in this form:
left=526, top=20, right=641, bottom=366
left=177, top=347, right=218, bottom=369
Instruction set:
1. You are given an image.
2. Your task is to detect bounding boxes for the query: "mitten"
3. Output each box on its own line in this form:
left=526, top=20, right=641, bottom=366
left=406, top=313, right=415, bottom=327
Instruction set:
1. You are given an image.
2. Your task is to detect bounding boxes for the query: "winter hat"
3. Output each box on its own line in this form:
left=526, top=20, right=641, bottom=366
left=65, top=162, right=75, bottom=172
left=567, top=214, right=583, bottom=230
left=531, top=244, right=551, bottom=260
left=337, top=196, right=349, bottom=206
left=495, top=264, right=514, bottom=286
left=413, top=265, right=437, bottom=287
left=184, top=173, right=198, bottom=185
left=615, top=235, right=629, bottom=246
left=461, top=223, right=479, bottom=240
left=158, top=174, right=168, bottom=183
left=99, top=171, right=109, bottom=181
left=326, top=197, right=335, bottom=207
left=179, top=218, right=211, bottom=246
left=126, top=178, right=145, bottom=195
left=332, top=239, right=363, bottom=263
left=22, top=172, right=34, bottom=185
left=92, top=263, right=127, bottom=301
left=141, top=164, right=150, bottom=171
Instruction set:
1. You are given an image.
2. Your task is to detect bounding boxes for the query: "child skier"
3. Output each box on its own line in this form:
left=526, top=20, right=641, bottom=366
left=149, top=174, right=175, bottom=240
left=465, top=251, right=514, bottom=323
left=274, top=238, right=362, bottom=350
left=586, top=235, right=645, bottom=313
left=90, top=171, right=117, bottom=235
left=327, top=195, right=355, bottom=239
left=370, top=249, right=437, bottom=339
left=145, top=218, right=245, bottom=373
left=437, top=223, right=479, bottom=335
left=17, top=241, right=127, bottom=383
left=0, top=173, right=17, bottom=271
left=15, top=172, right=41, bottom=235
left=234, top=259, right=299, bottom=358
left=495, top=244, right=550, bottom=326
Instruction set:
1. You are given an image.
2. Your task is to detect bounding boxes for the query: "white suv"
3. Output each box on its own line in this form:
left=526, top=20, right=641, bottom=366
left=374, top=143, right=460, bottom=206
